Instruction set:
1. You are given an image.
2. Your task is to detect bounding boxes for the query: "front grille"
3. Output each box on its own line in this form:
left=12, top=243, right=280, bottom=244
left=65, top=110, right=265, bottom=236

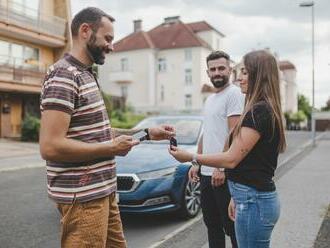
left=117, top=175, right=138, bottom=192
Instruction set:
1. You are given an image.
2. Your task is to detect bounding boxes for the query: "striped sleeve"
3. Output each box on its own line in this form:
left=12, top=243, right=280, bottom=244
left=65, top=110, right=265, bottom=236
left=41, top=68, right=78, bottom=115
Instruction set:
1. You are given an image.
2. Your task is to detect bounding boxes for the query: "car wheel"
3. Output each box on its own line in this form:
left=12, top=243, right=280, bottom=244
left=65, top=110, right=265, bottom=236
left=179, top=179, right=201, bottom=219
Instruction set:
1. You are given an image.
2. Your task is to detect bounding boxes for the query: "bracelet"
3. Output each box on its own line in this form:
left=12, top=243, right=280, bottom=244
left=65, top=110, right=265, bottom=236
left=191, top=153, right=200, bottom=168
left=217, top=168, right=225, bottom=172
left=144, top=128, right=150, bottom=140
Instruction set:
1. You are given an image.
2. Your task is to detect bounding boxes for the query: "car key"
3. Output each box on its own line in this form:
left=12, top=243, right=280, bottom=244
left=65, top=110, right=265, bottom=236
left=170, top=137, right=177, bottom=150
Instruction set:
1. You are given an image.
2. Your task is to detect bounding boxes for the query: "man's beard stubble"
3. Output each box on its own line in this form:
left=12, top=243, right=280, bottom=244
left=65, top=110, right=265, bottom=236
left=86, top=32, right=107, bottom=65
left=211, top=75, right=229, bottom=88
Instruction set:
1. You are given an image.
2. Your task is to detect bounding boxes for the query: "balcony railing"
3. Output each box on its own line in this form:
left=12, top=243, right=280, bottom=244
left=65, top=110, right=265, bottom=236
left=0, top=1, right=66, bottom=38
left=0, top=56, right=46, bottom=85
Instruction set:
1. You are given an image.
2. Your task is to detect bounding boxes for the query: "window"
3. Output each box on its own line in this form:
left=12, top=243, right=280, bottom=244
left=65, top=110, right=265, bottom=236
left=0, top=41, right=9, bottom=64
left=10, top=0, right=40, bottom=18
left=161, top=85, right=165, bottom=102
left=0, top=40, right=39, bottom=68
left=121, top=85, right=128, bottom=98
left=158, top=58, right=166, bottom=72
left=185, top=69, right=192, bottom=85
left=184, top=49, right=192, bottom=61
left=120, top=58, right=128, bottom=72
left=185, top=94, right=192, bottom=109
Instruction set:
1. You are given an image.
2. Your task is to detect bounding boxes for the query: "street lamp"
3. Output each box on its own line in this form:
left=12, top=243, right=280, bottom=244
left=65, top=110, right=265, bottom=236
left=299, top=1, right=315, bottom=109
left=299, top=1, right=315, bottom=145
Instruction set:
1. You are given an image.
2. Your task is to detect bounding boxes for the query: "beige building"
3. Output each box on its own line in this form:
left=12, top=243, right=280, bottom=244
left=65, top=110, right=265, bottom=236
left=0, top=0, right=71, bottom=138
left=99, top=16, right=225, bottom=113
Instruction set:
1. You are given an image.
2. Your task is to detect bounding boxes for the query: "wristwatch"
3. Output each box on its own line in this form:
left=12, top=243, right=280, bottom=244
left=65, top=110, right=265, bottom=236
left=144, top=128, right=150, bottom=140
left=191, top=153, right=200, bottom=168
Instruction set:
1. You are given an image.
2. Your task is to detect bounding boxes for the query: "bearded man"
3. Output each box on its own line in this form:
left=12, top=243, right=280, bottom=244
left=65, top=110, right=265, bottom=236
left=39, top=7, right=175, bottom=248
left=188, top=51, right=244, bottom=248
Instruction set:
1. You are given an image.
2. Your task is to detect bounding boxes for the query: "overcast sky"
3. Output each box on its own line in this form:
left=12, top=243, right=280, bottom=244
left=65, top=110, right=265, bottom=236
left=71, top=0, right=330, bottom=108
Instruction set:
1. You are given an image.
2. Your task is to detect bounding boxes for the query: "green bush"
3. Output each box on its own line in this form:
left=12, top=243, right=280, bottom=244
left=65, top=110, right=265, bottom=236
left=111, top=111, right=145, bottom=129
left=21, top=115, right=40, bottom=142
left=290, top=110, right=307, bottom=124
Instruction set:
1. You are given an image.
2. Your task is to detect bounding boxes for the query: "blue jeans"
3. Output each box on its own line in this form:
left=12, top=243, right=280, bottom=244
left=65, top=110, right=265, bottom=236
left=228, top=180, right=280, bottom=248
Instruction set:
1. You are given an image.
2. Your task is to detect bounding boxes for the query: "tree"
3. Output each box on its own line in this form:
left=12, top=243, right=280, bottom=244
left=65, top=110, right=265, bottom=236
left=321, top=98, right=330, bottom=111
left=290, top=110, right=307, bottom=125
left=298, top=94, right=312, bottom=120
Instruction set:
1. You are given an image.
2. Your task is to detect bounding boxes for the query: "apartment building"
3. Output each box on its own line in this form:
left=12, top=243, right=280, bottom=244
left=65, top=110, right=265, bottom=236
left=0, top=0, right=71, bottom=138
left=99, top=16, right=225, bottom=113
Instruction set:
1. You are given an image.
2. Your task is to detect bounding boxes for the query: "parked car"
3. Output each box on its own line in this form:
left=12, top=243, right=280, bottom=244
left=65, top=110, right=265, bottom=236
left=116, top=115, right=202, bottom=218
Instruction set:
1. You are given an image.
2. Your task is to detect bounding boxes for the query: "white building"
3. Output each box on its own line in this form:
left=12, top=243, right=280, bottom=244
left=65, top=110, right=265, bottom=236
left=279, top=60, right=298, bottom=113
left=99, top=16, right=225, bottom=113
left=231, top=59, right=298, bottom=114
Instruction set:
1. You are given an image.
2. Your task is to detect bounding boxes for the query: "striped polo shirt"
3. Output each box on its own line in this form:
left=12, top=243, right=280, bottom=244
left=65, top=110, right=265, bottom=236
left=40, top=53, right=116, bottom=204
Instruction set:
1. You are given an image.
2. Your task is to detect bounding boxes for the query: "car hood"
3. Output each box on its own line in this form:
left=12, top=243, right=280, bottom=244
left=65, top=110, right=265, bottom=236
left=115, top=143, right=195, bottom=174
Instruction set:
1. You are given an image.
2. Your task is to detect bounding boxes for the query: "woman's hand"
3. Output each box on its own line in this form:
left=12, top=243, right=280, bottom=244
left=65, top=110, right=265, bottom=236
left=228, top=198, right=236, bottom=222
left=168, top=146, right=193, bottom=163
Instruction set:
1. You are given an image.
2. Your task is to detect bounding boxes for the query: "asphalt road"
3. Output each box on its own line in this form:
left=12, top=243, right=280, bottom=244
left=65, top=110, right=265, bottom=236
left=0, top=131, right=316, bottom=248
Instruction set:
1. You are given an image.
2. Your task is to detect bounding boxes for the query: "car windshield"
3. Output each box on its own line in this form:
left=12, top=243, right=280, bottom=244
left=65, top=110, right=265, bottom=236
left=134, top=117, right=202, bottom=145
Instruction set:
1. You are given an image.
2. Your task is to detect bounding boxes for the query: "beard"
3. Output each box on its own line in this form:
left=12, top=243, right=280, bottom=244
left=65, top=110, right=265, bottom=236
left=86, top=33, right=107, bottom=65
left=211, top=75, right=229, bottom=88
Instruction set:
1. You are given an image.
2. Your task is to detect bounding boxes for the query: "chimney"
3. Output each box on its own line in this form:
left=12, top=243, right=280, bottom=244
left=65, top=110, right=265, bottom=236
left=164, top=16, right=180, bottom=25
left=133, top=19, right=142, bottom=32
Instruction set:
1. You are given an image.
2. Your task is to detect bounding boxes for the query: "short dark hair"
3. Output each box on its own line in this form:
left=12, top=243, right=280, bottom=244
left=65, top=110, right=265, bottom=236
left=206, top=50, right=230, bottom=66
left=71, top=7, right=115, bottom=37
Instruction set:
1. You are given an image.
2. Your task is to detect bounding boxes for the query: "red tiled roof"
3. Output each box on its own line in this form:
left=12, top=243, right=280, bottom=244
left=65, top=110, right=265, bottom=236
left=279, top=60, right=296, bottom=71
left=114, top=31, right=154, bottom=52
left=148, top=21, right=210, bottom=50
left=114, top=20, right=222, bottom=52
left=187, top=21, right=225, bottom=37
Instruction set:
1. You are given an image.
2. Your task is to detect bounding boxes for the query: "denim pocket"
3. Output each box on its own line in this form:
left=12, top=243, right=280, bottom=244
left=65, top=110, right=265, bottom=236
left=231, top=181, right=250, bottom=192
left=257, top=192, right=280, bottom=226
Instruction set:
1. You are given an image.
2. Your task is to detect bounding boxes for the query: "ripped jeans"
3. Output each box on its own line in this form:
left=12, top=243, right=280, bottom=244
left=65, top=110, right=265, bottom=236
left=228, top=180, right=280, bottom=248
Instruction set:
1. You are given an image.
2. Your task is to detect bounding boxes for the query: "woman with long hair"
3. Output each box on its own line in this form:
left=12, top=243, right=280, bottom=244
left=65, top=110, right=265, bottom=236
left=169, top=50, right=286, bottom=247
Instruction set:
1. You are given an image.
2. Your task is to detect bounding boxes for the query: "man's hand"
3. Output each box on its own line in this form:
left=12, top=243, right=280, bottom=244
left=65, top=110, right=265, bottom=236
left=211, top=169, right=225, bottom=187
left=149, top=125, right=175, bottom=140
left=188, top=166, right=200, bottom=182
left=228, top=198, right=236, bottom=222
left=111, top=135, right=139, bottom=156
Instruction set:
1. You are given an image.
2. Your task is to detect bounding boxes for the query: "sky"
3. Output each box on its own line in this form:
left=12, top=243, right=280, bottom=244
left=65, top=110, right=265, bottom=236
left=71, top=0, right=330, bottom=109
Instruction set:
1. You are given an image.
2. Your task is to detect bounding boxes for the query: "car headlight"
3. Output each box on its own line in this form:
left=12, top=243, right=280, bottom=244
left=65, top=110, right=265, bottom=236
left=137, top=167, right=176, bottom=180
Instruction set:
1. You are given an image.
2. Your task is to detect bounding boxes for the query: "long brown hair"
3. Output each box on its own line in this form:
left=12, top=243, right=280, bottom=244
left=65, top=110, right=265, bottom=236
left=233, top=50, right=286, bottom=152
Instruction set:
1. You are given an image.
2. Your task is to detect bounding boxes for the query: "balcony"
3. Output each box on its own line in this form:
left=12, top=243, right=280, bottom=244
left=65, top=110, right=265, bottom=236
left=0, top=56, right=45, bottom=93
left=110, top=70, right=133, bottom=83
left=0, top=1, right=67, bottom=47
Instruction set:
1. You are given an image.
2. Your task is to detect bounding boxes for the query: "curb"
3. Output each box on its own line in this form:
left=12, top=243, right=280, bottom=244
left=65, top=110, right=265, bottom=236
left=148, top=132, right=326, bottom=248
left=148, top=214, right=203, bottom=248
left=0, top=162, right=44, bottom=173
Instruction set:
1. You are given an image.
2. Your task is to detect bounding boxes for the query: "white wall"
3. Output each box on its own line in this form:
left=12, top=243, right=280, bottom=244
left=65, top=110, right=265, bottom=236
left=282, top=69, right=298, bottom=112
left=155, top=47, right=211, bottom=112
left=99, top=49, right=155, bottom=110
left=99, top=46, right=215, bottom=113
left=195, top=30, right=223, bottom=51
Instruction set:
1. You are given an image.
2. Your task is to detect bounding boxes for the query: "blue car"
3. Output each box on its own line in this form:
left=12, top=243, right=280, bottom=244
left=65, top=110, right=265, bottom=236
left=116, top=116, right=202, bottom=218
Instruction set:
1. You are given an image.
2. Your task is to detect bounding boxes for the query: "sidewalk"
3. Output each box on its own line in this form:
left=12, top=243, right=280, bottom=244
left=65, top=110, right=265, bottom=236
left=271, top=135, right=330, bottom=247
left=0, top=139, right=43, bottom=172
left=0, top=139, right=39, bottom=158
